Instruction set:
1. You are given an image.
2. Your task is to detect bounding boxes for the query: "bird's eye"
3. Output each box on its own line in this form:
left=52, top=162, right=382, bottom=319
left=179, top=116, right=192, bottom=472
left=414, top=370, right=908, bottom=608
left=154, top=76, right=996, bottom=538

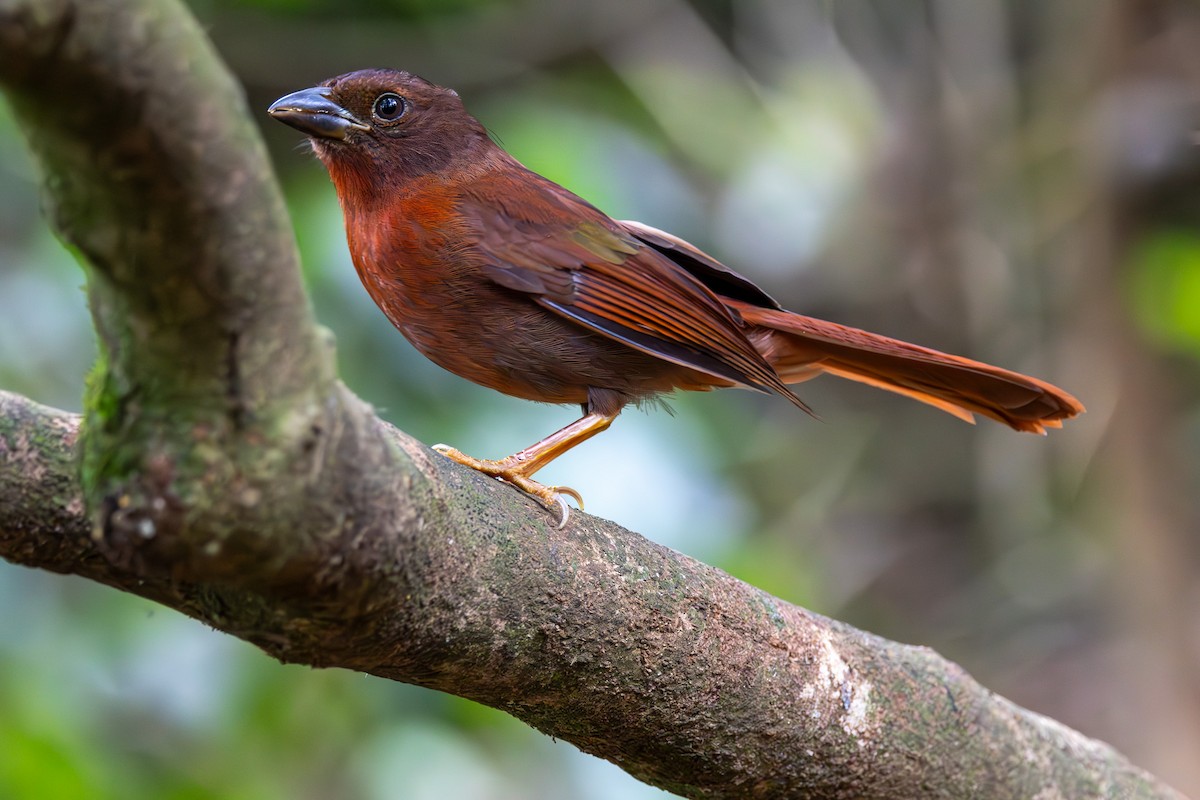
left=372, top=93, right=406, bottom=122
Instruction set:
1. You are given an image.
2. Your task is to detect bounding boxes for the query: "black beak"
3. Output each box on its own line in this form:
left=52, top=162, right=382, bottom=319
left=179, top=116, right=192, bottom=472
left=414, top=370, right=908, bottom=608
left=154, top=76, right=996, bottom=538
left=268, top=87, right=369, bottom=140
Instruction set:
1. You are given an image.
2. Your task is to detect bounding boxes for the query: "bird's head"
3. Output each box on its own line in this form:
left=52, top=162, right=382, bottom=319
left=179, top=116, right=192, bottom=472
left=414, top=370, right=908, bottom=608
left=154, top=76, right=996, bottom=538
left=269, top=68, right=491, bottom=191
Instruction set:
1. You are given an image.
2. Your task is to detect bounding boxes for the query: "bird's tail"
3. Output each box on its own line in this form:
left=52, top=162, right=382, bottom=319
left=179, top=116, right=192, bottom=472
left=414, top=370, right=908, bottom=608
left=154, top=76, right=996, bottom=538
left=731, top=302, right=1084, bottom=434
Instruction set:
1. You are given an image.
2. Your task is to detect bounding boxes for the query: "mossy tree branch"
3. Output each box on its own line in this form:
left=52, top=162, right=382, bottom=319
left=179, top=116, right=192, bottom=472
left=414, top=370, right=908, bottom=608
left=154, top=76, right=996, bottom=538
left=0, top=0, right=1184, bottom=797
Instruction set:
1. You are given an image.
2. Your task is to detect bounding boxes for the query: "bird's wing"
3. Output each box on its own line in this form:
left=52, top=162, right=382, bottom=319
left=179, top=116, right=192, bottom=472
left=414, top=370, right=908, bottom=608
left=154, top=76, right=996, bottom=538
left=458, top=180, right=807, bottom=409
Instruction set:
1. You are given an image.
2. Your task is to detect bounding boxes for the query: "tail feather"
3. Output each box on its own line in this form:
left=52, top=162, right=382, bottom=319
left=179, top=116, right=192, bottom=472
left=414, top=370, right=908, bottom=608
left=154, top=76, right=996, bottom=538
left=731, top=302, right=1085, bottom=434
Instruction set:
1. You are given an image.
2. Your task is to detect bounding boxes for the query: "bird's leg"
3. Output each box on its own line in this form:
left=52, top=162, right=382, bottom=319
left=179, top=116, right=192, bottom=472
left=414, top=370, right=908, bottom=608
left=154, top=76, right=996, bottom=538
left=434, top=410, right=617, bottom=527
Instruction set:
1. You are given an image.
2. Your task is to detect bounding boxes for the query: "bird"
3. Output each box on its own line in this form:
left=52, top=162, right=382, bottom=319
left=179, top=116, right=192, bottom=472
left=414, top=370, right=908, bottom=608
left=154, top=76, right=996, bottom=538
left=268, top=68, right=1084, bottom=526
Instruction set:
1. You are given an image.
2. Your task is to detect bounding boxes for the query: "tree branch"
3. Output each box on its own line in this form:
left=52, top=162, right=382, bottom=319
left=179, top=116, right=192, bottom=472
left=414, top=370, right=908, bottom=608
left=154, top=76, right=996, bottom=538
left=0, top=391, right=1180, bottom=799
left=0, top=0, right=1184, bottom=797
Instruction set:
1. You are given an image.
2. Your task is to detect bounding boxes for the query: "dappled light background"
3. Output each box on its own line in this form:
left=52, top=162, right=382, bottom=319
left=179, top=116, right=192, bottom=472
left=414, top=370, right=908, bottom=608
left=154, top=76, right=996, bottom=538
left=3, top=0, right=1200, bottom=797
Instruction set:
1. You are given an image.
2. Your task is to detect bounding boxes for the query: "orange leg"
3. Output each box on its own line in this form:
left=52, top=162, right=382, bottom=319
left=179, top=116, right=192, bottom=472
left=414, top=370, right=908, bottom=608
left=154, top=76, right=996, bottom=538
left=434, top=411, right=617, bottom=527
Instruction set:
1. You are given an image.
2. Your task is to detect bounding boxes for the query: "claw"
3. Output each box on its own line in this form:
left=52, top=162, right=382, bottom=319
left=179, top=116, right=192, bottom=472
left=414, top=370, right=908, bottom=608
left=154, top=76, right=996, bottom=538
left=546, top=485, right=583, bottom=528
left=554, top=494, right=571, bottom=529
left=553, top=484, right=585, bottom=510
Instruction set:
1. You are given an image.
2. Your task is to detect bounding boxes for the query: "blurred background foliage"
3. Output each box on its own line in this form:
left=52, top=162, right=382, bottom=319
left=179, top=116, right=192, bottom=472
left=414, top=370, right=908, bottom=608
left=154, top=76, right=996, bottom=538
left=3, top=0, right=1200, bottom=797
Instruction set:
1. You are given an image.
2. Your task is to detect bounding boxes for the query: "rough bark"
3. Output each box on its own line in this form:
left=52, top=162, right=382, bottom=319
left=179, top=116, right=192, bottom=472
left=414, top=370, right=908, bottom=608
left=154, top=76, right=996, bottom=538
left=0, top=0, right=1185, bottom=797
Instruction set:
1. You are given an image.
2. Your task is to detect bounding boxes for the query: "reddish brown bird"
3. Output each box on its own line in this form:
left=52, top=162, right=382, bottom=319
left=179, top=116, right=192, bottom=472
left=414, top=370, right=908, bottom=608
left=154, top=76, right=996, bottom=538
left=269, top=68, right=1083, bottom=525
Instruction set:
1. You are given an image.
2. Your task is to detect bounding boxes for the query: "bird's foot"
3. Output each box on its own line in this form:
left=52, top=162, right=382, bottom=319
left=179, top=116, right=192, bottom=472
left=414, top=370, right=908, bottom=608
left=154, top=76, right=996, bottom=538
left=433, top=444, right=584, bottom=528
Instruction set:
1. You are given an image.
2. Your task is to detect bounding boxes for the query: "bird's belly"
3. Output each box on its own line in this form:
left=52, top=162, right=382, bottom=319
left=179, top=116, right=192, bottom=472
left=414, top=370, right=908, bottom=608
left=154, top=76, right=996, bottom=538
left=411, top=302, right=698, bottom=404
left=376, top=284, right=698, bottom=405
